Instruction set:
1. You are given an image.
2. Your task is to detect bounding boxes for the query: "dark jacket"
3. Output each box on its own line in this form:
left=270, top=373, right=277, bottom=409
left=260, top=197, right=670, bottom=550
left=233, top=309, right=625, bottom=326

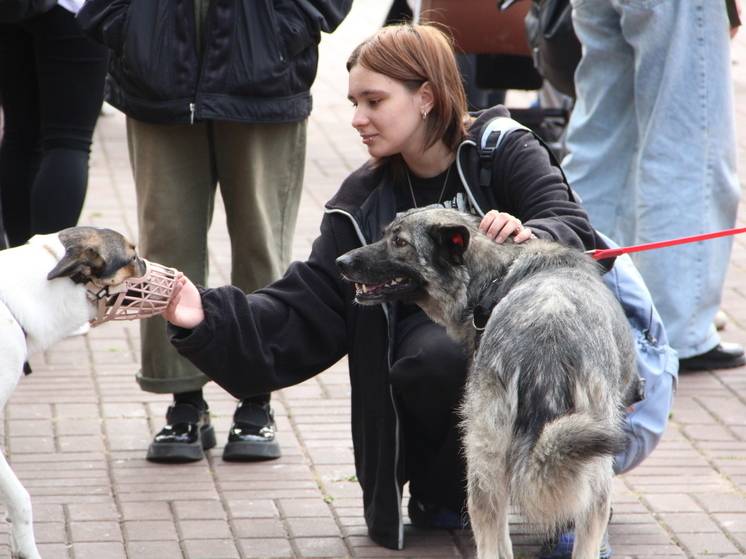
left=76, top=0, right=352, bottom=124
left=168, top=106, right=606, bottom=549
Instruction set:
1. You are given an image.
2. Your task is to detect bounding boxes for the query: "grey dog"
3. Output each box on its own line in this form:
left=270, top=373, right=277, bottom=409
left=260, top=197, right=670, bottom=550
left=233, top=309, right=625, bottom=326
left=336, top=207, right=638, bottom=559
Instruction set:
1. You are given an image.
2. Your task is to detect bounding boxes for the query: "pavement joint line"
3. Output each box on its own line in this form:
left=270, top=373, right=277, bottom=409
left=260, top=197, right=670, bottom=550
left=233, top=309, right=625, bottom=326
left=89, top=333, right=130, bottom=559
left=630, top=487, right=693, bottom=559
left=658, top=397, right=746, bottom=556
left=689, top=492, right=746, bottom=557
left=279, top=389, right=355, bottom=558
left=206, top=448, right=247, bottom=559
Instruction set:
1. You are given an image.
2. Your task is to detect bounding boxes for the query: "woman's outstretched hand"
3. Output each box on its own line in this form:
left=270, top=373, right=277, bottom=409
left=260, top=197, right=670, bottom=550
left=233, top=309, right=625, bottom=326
left=164, top=273, right=205, bottom=329
left=479, top=210, right=536, bottom=244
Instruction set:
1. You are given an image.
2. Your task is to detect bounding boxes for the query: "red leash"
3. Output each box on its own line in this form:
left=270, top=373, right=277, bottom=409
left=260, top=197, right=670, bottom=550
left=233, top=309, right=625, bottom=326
left=589, top=226, right=746, bottom=260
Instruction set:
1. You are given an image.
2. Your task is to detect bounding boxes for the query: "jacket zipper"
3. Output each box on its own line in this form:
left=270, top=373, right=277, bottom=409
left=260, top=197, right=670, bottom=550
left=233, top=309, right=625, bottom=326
left=324, top=207, right=405, bottom=550
left=189, top=103, right=196, bottom=125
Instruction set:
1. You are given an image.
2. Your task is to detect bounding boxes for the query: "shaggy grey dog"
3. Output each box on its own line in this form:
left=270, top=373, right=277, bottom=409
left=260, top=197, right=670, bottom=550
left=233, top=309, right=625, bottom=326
left=336, top=207, right=637, bottom=559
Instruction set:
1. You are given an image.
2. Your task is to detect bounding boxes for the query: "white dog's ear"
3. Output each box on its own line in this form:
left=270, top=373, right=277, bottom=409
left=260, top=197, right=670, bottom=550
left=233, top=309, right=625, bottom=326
left=47, top=247, right=102, bottom=281
left=430, top=224, right=470, bottom=266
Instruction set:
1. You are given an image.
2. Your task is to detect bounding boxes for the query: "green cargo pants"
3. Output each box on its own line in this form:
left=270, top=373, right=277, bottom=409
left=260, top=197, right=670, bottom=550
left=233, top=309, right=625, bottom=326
left=127, top=117, right=307, bottom=393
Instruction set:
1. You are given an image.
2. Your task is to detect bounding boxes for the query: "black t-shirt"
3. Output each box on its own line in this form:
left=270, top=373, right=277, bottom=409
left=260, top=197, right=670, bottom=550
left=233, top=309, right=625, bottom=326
left=394, top=162, right=463, bottom=213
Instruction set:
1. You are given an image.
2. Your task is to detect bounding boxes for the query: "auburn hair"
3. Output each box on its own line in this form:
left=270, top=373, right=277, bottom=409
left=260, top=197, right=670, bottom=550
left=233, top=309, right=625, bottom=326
left=346, top=24, right=469, bottom=154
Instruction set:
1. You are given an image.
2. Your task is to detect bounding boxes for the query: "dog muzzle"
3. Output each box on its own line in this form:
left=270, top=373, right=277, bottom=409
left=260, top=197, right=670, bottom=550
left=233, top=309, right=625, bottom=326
left=86, top=259, right=178, bottom=327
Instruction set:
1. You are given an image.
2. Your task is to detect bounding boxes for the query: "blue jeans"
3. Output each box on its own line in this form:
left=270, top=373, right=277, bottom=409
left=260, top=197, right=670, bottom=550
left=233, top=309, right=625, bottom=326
left=563, top=0, right=741, bottom=357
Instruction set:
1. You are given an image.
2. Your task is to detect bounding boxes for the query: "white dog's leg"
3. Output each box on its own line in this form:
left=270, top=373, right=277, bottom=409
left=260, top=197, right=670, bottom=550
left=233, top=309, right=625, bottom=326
left=572, top=494, right=611, bottom=559
left=468, top=480, right=513, bottom=559
left=0, top=317, right=41, bottom=559
left=0, top=453, right=40, bottom=559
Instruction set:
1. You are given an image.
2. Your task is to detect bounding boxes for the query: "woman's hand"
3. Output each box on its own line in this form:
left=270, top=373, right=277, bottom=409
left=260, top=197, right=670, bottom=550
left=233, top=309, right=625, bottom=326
left=479, top=210, right=536, bottom=244
left=164, top=273, right=205, bottom=329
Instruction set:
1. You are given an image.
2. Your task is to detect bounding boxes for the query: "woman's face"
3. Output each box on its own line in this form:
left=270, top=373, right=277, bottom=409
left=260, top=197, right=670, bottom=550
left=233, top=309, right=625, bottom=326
left=348, top=65, right=430, bottom=159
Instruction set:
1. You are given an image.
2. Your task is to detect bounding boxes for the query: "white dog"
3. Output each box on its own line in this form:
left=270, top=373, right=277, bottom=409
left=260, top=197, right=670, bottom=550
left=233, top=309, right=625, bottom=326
left=0, top=227, right=146, bottom=559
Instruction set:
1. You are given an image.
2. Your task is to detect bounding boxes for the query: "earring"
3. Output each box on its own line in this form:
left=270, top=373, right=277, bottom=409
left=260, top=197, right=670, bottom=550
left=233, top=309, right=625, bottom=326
left=421, top=109, right=428, bottom=120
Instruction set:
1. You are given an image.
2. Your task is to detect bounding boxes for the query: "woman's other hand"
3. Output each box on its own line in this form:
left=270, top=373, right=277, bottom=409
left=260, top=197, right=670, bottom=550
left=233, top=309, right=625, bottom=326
left=164, top=273, right=205, bottom=329
left=479, top=210, right=536, bottom=244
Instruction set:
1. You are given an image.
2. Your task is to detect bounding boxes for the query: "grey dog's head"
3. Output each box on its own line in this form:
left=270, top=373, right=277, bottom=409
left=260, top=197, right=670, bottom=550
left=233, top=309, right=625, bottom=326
left=336, top=207, right=480, bottom=307
left=47, top=226, right=146, bottom=286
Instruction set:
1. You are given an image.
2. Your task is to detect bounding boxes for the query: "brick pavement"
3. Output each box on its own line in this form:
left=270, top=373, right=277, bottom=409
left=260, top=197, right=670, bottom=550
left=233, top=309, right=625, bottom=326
left=5, top=1, right=746, bottom=557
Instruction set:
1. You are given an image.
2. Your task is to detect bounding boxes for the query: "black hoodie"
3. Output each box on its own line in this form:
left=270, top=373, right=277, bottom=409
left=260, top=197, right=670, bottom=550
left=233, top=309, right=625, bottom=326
left=168, top=106, right=606, bottom=549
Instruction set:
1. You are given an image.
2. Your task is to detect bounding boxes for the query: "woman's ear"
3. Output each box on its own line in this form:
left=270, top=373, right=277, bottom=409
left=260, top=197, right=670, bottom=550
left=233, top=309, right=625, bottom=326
left=418, top=81, right=434, bottom=117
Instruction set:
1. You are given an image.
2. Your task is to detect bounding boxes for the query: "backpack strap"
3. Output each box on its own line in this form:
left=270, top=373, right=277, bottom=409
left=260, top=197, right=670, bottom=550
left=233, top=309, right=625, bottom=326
left=477, top=115, right=579, bottom=203
left=478, top=117, right=531, bottom=188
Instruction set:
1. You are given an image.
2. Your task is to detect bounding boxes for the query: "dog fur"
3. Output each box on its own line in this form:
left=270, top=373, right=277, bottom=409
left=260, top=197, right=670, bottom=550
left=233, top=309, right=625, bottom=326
left=0, top=227, right=144, bottom=559
left=336, top=207, right=637, bottom=559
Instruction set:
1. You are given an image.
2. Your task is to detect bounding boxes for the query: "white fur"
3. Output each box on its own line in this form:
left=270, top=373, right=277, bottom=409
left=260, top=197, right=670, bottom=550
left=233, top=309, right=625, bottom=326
left=0, top=234, right=96, bottom=559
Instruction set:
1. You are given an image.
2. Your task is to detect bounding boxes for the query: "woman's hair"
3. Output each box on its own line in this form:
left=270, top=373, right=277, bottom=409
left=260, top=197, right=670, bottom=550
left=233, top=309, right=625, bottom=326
left=347, top=24, right=469, bottom=153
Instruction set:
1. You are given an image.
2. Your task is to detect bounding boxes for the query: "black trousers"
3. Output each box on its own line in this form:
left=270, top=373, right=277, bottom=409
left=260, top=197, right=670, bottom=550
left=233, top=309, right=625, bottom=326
left=0, top=6, right=107, bottom=246
left=390, top=307, right=470, bottom=511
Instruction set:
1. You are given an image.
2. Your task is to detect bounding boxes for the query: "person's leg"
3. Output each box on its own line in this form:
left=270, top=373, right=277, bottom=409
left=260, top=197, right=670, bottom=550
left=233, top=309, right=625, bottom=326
left=562, top=0, right=638, bottom=244
left=27, top=6, right=108, bottom=235
left=211, top=119, right=307, bottom=460
left=127, top=117, right=218, bottom=462
left=618, top=0, right=741, bottom=360
left=389, top=310, right=470, bottom=527
left=129, top=117, right=216, bottom=393
left=0, top=23, right=39, bottom=247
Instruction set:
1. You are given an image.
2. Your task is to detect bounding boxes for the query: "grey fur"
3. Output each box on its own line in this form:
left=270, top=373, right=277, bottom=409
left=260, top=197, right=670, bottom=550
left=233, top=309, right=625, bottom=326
left=336, top=207, right=637, bottom=559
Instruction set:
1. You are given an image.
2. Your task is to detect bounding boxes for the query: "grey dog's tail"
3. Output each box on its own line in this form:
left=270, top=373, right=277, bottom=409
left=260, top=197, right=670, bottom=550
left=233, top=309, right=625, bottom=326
left=513, top=413, right=625, bottom=525
left=533, top=413, right=625, bottom=467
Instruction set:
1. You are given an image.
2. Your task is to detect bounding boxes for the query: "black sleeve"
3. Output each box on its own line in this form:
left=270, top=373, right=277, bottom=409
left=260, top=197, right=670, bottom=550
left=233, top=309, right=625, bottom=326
left=169, top=215, right=349, bottom=399
left=274, top=0, right=353, bottom=57
left=76, top=0, right=131, bottom=53
left=491, top=130, right=597, bottom=251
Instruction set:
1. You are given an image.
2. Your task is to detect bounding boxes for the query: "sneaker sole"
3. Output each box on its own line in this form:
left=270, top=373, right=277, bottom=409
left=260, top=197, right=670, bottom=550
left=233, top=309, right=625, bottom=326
left=146, top=424, right=217, bottom=463
left=222, top=439, right=281, bottom=461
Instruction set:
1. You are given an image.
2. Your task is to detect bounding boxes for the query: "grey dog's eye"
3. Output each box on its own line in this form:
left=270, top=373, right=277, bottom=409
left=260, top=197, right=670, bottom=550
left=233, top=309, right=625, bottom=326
left=393, top=236, right=407, bottom=248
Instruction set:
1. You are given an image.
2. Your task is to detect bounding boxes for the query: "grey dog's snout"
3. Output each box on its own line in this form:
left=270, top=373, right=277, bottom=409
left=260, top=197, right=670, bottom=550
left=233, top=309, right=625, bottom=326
left=336, top=253, right=355, bottom=275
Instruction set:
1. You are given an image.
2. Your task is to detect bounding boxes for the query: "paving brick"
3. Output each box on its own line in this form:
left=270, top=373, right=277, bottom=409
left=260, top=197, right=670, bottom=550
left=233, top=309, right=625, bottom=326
left=123, top=520, right=178, bottom=541
left=126, top=540, right=183, bottom=558
left=72, top=542, right=127, bottom=559
left=239, top=538, right=295, bottom=558
left=183, top=539, right=240, bottom=559
left=70, top=521, right=122, bottom=542
left=295, top=537, right=349, bottom=557
left=232, top=518, right=287, bottom=539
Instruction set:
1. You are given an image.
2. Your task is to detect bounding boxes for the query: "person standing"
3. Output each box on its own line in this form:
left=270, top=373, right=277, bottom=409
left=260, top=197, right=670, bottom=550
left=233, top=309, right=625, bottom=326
left=0, top=0, right=107, bottom=247
left=77, top=0, right=352, bottom=463
left=562, top=0, right=744, bottom=371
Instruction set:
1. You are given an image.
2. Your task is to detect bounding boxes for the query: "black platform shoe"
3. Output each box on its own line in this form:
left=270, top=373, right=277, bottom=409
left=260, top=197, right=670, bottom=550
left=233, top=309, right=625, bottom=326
left=146, top=402, right=217, bottom=463
left=222, top=400, right=281, bottom=461
left=679, top=342, right=746, bottom=371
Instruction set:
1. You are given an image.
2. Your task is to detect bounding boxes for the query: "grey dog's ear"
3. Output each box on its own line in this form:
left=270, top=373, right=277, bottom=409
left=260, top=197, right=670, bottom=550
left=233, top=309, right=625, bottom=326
left=47, top=247, right=103, bottom=281
left=430, top=224, right=470, bottom=266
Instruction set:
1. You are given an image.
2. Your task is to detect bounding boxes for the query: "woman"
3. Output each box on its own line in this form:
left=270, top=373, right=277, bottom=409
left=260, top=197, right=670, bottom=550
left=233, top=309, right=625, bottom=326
left=163, top=24, right=675, bottom=554
left=0, top=0, right=108, bottom=247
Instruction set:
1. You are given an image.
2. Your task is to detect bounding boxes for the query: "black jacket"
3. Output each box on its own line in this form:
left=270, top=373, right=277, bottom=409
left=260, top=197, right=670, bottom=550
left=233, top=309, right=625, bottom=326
left=76, top=0, right=352, bottom=124
left=168, top=106, right=606, bottom=549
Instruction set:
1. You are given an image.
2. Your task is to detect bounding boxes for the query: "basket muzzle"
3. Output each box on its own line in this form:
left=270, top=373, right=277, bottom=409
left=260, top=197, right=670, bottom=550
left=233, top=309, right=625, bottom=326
left=87, top=259, right=178, bottom=327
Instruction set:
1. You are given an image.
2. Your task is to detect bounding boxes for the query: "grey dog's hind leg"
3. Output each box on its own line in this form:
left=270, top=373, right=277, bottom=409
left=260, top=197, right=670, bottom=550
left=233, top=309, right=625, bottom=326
left=570, top=492, right=611, bottom=559
left=467, top=476, right=513, bottom=559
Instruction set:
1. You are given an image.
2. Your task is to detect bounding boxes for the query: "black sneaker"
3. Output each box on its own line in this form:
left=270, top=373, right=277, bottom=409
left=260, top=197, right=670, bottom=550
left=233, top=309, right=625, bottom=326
left=407, top=497, right=469, bottom=529
left=679, top=342, right=746, bottom=371
left=146, top=402, right=216, bottom=463
left=222, top=400, right=281, bottom=461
